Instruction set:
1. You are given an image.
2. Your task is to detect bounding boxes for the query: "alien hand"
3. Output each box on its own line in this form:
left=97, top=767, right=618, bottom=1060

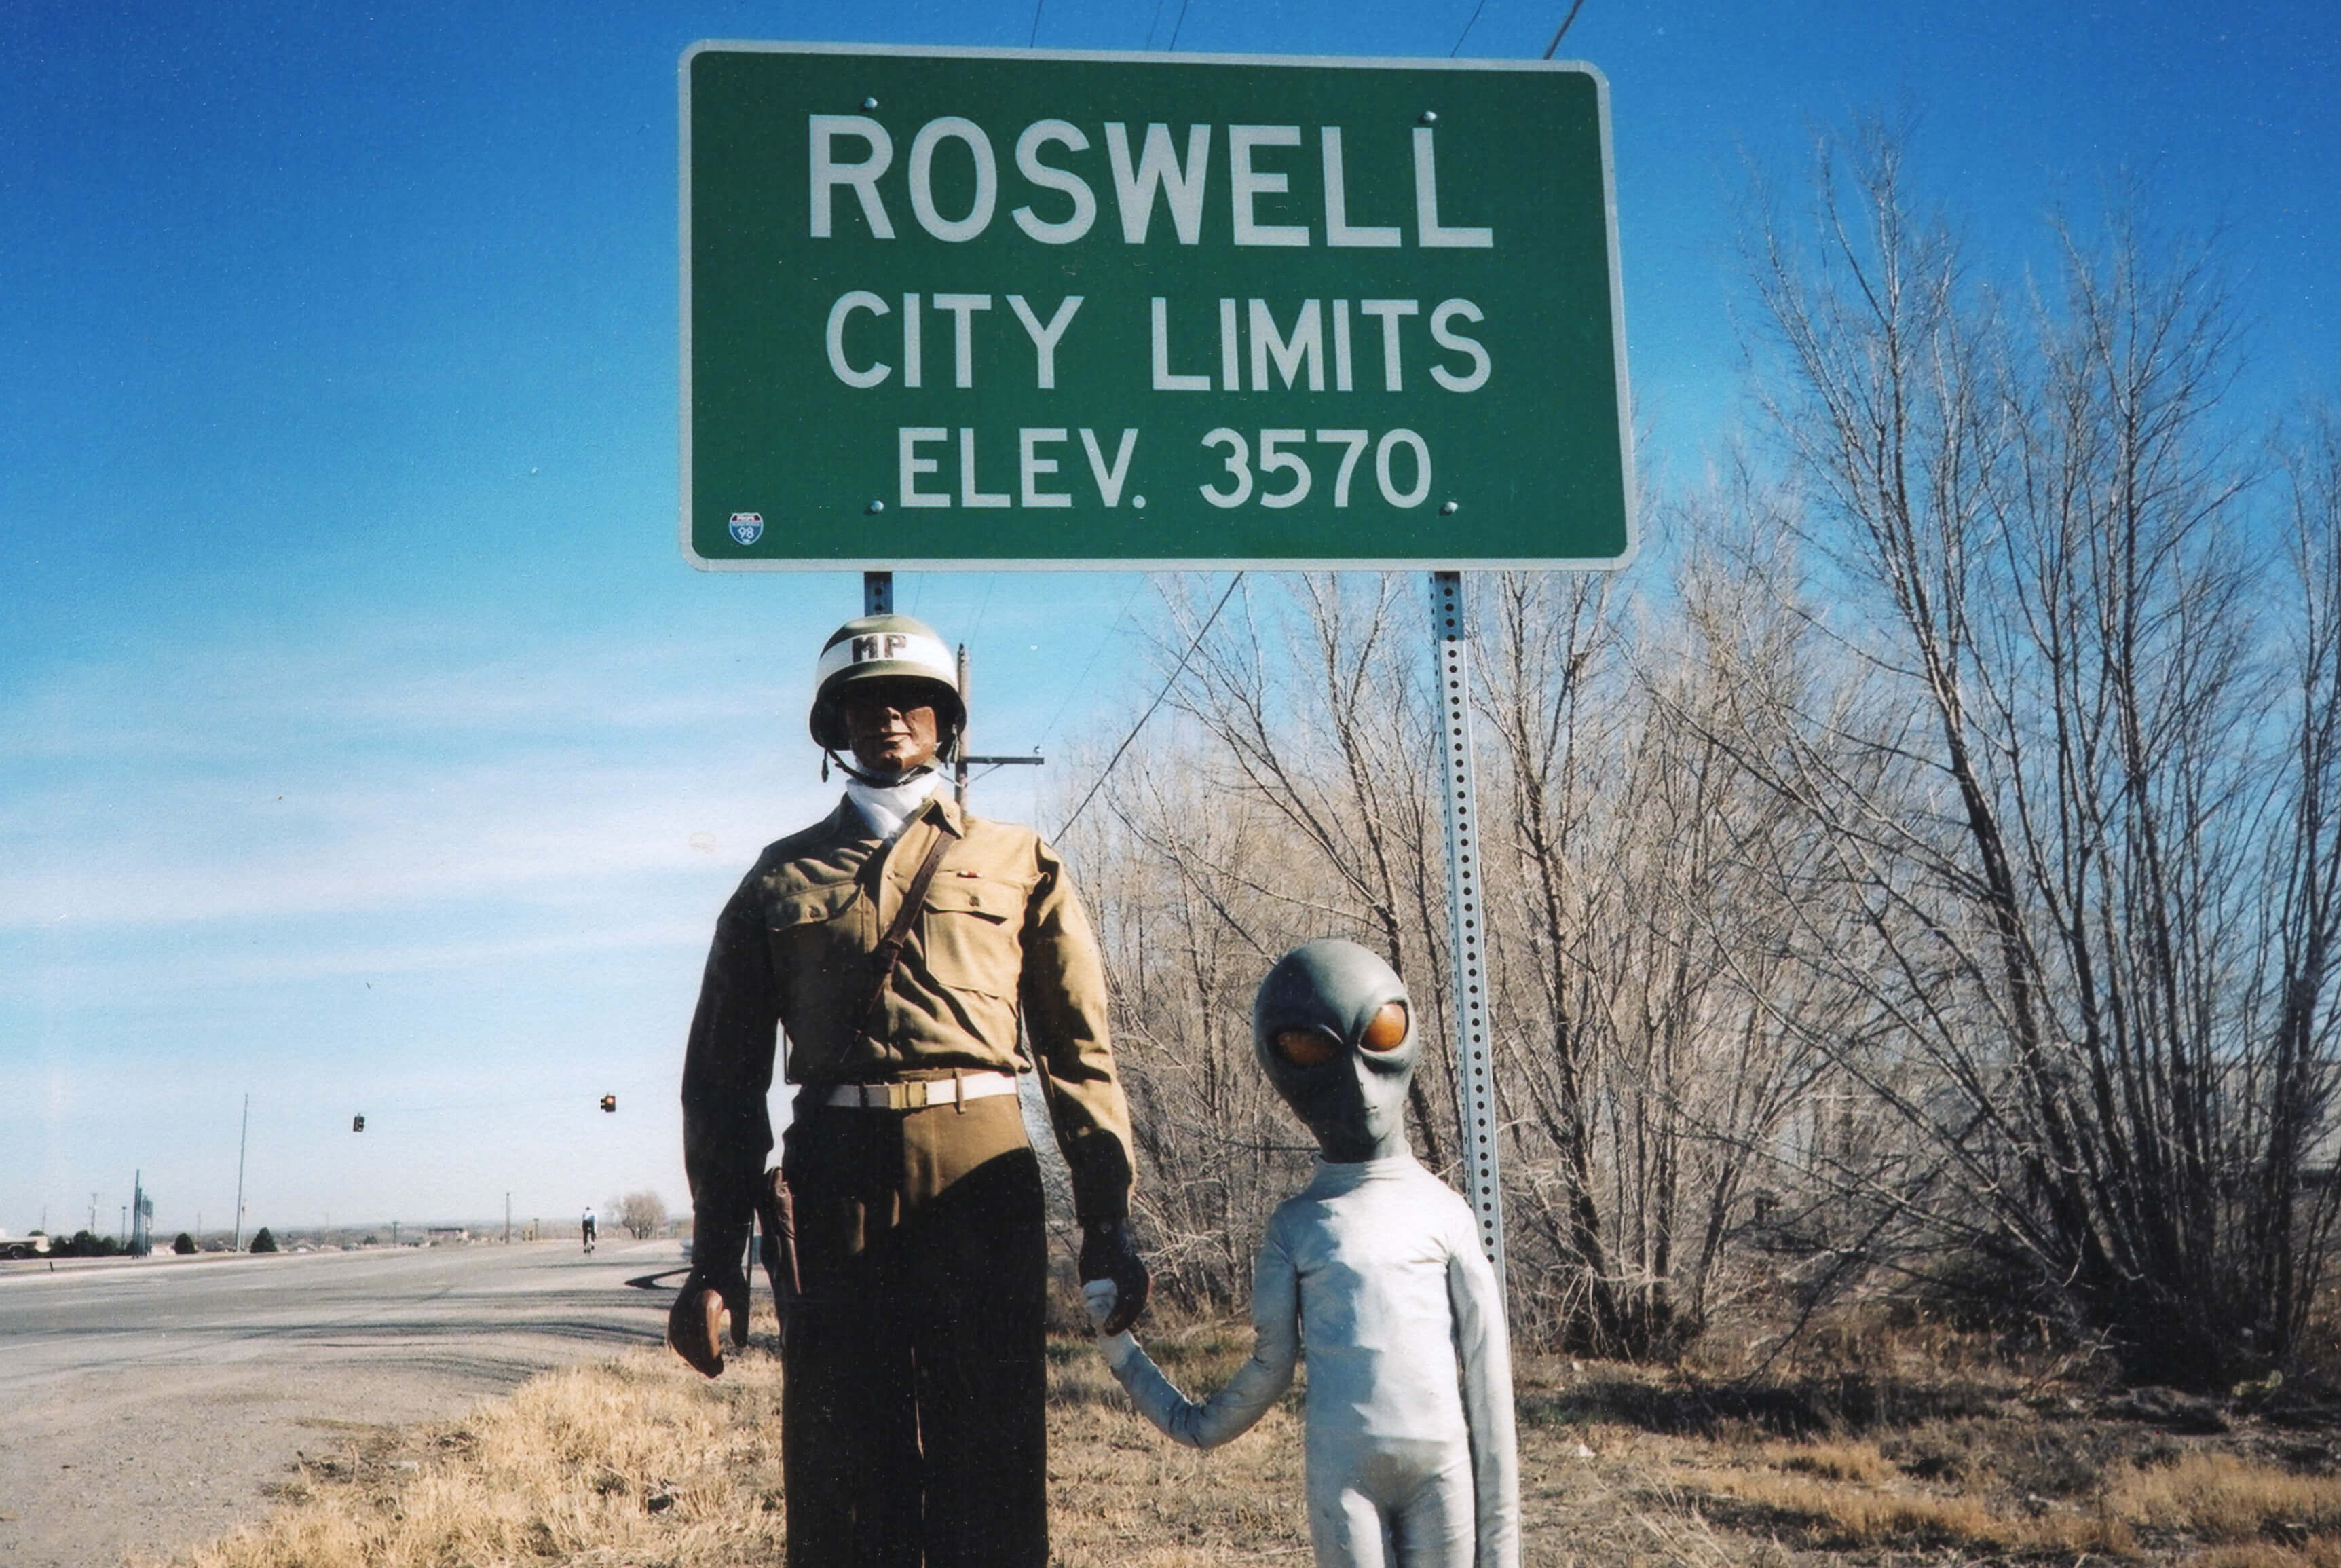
left=1078, top=1218, right=1150, bottom=1335
left=1082, top=1280, right=1140, bottom=1371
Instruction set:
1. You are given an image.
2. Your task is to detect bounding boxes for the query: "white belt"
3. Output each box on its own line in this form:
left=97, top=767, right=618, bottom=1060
left=823, top=1072, right=1020, bottom=1111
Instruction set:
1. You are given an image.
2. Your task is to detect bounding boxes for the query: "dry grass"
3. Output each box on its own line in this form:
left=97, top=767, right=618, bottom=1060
left=132, top=1306, right=793, bottom=1568
left=135, top=1301, right=2341, bottom=1568
left=2192, top=1545, right=2341, bottom=1568
left=1700, top=1456, right=2139, bottom=1556
left=1772, top=1440, right=1892, bottom=1485
left=2108, top=1453, right=2341, bottom=1543
left=1674, top=1430, right=2341, bottom=1561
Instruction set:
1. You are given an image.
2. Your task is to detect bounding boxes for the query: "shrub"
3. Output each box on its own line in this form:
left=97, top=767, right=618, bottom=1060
left=56, top=1229, right=125, bottom=1258
left=173, top=1232, right=196, bottom=1255
left=250, top=1227, right=278, bottom=1253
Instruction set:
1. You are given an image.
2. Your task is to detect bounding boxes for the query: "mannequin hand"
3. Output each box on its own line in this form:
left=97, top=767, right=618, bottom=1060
left=1078, top=1218, right=1150, bottom=1334
left=667, top=1261, right=749, bottom=1377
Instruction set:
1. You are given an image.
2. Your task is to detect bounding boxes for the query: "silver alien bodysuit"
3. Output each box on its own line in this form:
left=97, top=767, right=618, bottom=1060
left=1092, top=939, right=1520, bottom=1568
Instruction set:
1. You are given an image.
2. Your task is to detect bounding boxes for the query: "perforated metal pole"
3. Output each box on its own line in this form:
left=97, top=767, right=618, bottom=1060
left=1432, top=572, right=1505, bottom=1285
left=863, top=571, right=893, bottom=614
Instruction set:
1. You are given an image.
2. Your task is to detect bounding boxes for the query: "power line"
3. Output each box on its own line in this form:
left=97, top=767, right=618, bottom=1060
left=1450, top=0, right=1490, bottom=56
left=1167, top=0, right=1194, bottom=51
left=1057, top=572, right=1243, bottom=838
left=1543, top=0, right=1588, bottom=58
left=1040, top=576, right=1150, bottom=747
left=1029, top=0, right=1045, bottom=48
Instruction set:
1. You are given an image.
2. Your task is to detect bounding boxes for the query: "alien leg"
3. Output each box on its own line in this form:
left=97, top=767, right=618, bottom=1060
left=1307, top=1480, right=1390, bottom=1568
left=1308, top=1439, right=1478, bottom=1568
left=1384, top=1442, right=1474, bottom=1568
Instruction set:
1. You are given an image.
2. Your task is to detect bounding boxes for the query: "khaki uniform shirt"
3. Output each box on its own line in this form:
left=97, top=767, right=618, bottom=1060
left=683, top=793, right=1135, bottom=1229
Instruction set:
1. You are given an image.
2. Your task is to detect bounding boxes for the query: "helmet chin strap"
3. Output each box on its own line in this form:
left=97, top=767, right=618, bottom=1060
left=825, top=752, right=939, bottom=787
left=821, top=724, right=960, bottom=785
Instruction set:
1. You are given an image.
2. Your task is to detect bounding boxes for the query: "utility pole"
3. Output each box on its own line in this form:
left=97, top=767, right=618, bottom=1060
left=504, top=1193, right=511, bottom=1244
left=955, top=642, right=970, bottom=805
left=232, top=1093, right=250, bottom=1252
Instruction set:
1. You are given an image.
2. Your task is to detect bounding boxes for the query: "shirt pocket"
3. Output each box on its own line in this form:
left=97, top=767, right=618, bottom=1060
left=918, top=876, right=1023, bottom=997
left=770, top=884, right=861, bottom=928
left=765, top=882, right=863, bottom=972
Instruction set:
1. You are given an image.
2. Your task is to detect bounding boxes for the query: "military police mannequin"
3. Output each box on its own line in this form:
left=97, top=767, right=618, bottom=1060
left=675, top=612, right=1150, bottom=1567
left=1085, top=939, right=1519, bottom=1568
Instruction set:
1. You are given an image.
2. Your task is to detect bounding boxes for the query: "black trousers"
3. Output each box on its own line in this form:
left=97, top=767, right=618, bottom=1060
left=781, top=1094, right=1049, bottom=1567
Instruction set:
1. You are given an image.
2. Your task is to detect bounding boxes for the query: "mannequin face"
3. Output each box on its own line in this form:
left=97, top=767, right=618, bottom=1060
left=1252, top=939, right=1419, bottom=1163
left=842, top=679, right=942, bottom=776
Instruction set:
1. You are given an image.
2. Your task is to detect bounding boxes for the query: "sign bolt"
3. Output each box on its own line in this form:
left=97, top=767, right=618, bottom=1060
left=867, top=500, right=886, bottom=514
left=1440, top=500, right=1460, bottom=515
left=1420, top=110, right=1438, bottom=124
left=862, top=96, right=879, bottom=110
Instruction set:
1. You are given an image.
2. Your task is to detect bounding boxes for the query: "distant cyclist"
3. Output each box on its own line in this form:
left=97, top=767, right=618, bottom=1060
left=582, top=1206, right=597, bottom=1254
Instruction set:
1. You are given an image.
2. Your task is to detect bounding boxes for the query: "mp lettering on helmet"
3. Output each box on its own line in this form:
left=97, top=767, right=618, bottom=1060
left=852, top=633, right=910, bottom=663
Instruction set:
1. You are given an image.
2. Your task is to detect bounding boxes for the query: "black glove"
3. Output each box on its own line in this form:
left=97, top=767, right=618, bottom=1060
left=1077, top=1217, right=1150, bottom=1335
left=669, top=1220, right=751, bottom=1378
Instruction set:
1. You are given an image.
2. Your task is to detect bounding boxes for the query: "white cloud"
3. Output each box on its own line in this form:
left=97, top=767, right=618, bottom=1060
left=0, top=618, right=838, bottom=931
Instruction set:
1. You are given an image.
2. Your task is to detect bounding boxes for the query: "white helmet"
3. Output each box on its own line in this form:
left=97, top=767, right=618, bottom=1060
left=808, top=614, right=964, bottom=756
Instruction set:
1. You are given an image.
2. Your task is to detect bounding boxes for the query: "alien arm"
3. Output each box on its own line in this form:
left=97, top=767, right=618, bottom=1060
left=1100, top=1222, right=1300, bottom=1450
left=1447, top=1225, right=1521, bottom=1567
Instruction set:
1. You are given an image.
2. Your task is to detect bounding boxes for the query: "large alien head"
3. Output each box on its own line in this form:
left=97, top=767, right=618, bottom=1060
left=1252, top=939, right=1419, bottom=1163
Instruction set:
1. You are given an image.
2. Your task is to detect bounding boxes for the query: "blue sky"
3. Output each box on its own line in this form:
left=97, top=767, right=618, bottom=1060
left=2, top=0, right=2334, bottom=1241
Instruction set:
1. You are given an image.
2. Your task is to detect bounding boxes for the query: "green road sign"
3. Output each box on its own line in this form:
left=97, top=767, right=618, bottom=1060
left=681, top=43, right=1633, bottom=569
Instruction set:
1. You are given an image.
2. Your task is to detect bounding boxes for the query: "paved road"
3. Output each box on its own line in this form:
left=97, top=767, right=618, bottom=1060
left=0, top=1239, right=688, bottom=1568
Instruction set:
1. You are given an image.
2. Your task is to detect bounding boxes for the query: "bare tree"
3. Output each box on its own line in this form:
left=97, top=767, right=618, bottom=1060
left=1742, top=119, right=2341, bottom=1380
left=1080, top=559, right=1858, bottom=1358
left=1053, top=130, right=2333, bottom=1379
left=1161, top=575, right=1459, bottom=1173
left=1471, top=530, right=1865, bottom=1356
left=611, top=1190, right=669, bottom=1240
left=1066, top=743, right=1313, bottom=1308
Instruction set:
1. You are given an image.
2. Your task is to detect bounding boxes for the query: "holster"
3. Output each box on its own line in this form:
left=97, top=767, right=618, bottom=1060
left=754, top=1165, right=802, bottom=1325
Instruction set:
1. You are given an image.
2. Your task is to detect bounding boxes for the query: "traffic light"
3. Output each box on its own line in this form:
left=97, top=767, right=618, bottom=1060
left=599, top=1094, right=617, bottom=1113
left=352, top=1115, right=365, bottom=1132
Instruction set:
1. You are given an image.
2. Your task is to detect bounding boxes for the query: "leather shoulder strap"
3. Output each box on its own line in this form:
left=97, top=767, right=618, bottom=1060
left=858, top=819, right=954, bottom=1039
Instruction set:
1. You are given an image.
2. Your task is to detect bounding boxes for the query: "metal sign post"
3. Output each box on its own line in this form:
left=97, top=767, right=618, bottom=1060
left=1433, top=570, right=1503, bottom=1279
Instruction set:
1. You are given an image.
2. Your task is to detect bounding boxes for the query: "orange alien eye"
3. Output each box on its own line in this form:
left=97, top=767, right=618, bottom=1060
left=1275, top=1028, right=1338, bottom=1068
left=1361, top=1001, right=1409, bottom=1052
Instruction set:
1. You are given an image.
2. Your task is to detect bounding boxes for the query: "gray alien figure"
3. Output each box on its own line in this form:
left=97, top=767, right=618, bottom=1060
left=1087, top=939, right=1520, bottom=1568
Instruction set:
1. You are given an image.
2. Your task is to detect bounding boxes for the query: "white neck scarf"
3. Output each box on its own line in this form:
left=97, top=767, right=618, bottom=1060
left=844, top=770, right=943, bottom=842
